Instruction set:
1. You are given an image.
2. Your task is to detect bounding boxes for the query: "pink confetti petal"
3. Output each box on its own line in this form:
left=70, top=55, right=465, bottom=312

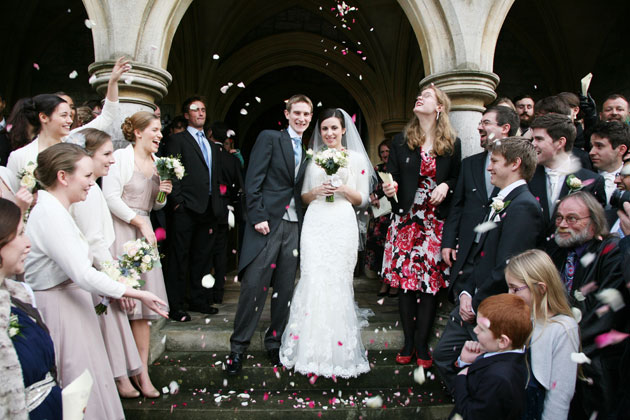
left=596, top=330, right=630, bottom=348
left=33, top=63, right=40, bottom=70
left=219, top=184, right=227, bottom=195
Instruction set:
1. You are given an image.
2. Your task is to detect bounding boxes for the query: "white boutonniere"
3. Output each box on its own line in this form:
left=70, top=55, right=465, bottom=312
left=8, top=313, right=22, bottom=339
left=490, top=197, right=510, bottom=222
left=566, top=174, right=583, bottom=192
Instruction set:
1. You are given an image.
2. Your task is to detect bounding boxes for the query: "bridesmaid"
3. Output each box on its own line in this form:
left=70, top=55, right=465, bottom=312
left=70, top=128, right=143, bottom=398
left=0, top=198, right=62, bottom=420
left=382, top=84, right=461, bottom=367
left=24, top=143, right=168, bottom=420
left=102, top=111, right=171, bottom=398
left=0, top=165, right=32, bottom=215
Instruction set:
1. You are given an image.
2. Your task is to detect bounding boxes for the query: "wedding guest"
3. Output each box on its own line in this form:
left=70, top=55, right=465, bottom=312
left=452, top=293, right=532, bottom=420
left=7, top=57, right=129, bottom=188
left=0, top=164, right=32, bottom=215
left=365, top=139, right=395, bottom=297
left=70, top=128, right=143, bottom=399
left=545, top=192, right=626, bottom=419
left=381, top=84, right=461, bottom=368
left=0, top=98, right=35, bottom=166
left=599, top=94, right=629, bottom=124
left=514, top=94, right=535, bottom=137
left=442, top=106, right=518, bottom=270
left=102, top=112, right=171, bottom=398
left=0, top=198, right=62, bottom=420
left=505, top=249, right=579, bottom=420
left=25, top=143, right=168, bottom=420
left=588, top=121, right=630, bottom=207
left=434, top=137, right=543, bottom=393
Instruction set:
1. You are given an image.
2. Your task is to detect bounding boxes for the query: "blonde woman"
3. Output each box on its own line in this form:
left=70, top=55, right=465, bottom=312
left=506, top=249, right=579, bottom=420
left=382, top=84, right=461, bottom=367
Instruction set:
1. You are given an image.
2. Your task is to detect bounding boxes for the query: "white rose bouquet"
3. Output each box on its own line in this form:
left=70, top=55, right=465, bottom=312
left=313, top=147, right=349, bottom=202
left=18, top=161, right=38, bottom=192
left=8, top=313, right=22, bottom=339
left=120, top=238, right=161, bottom=274
left=155, top=155, right=186, bottom=203
left=95, top=260, right=144, bottom=314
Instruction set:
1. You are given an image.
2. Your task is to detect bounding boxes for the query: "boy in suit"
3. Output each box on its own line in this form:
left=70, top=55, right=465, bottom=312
left=452, top=293, right=532, bottom=420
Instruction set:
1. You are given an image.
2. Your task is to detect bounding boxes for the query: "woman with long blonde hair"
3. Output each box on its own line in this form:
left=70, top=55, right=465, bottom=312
left=505, top=249, right=579, bottom=420
left=382, top=84, right=461, bottom=367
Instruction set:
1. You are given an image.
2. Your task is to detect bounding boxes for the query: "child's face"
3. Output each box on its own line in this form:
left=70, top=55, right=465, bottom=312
left=506, top=272, right=533, bottom=308
left=473, top=312, right=501, bottom=353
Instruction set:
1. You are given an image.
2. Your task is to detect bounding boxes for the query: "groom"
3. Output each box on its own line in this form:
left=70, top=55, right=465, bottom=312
left=227, top=94, right=313, bottom=375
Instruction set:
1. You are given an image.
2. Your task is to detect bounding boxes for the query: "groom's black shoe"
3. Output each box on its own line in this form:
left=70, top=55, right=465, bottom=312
left=267, top=348, right=281, bottom=366
left=227, top=352, right=244, bottom=375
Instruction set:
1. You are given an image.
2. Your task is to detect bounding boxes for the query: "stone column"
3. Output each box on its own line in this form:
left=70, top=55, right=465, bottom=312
left=397, top=0, right=515, bottom=157
left=82, top=0, right=192, bottom=148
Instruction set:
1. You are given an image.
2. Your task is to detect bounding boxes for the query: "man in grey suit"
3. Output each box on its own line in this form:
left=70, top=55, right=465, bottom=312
left=227, top=94, right=313, bottom=375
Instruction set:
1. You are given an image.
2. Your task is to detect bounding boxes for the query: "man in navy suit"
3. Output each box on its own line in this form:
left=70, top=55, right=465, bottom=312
left=227, top=95, right=313, bottom=375
left=442, top=105, right=519, bottom=267
left=435, top=137, right=543, bottom=392
left=164, top=96, right=226, bottom=321
left=528, top=113, right=606, bottom=241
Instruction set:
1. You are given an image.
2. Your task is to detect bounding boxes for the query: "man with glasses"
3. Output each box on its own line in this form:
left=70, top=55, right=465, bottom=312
left=546, top=191, right=626, bottom=419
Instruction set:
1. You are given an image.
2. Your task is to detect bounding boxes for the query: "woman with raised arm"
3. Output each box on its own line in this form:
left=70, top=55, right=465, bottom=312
left=25, top=143, right=168, bottom=420
left=102, top=111, right=171, bottom=398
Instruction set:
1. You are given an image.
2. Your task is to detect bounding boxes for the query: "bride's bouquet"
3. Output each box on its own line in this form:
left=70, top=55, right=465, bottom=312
left=155, top=155, right=186, bottom=203
left=313, top=147, right=349, bottom=202
left=94, top=238, right=161, bottom=314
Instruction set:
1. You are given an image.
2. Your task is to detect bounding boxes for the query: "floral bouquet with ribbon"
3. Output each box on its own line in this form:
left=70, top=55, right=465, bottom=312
left=17, top=161, right=38, bottom=222
left=313, top=147, right=349, bottom=202
left=94, top=238, right=161, bottom=314
left=155, top=155, right=186, bottom=203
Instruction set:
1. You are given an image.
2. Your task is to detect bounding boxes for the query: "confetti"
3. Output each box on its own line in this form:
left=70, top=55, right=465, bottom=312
left=571, top=307, right=582, bottom=323
left=84, top=19, right=96, bottom=29
left=68, top=70, right=78, bottom=79
left=377, top=298, right=385, bottom=305
left=201, top=274, right=215, bottom=288
left=169, top=381, right=180, bottom=395
left=220, top=85, right=230, bottom=94
left=124, top=76, right=134, bottom=85
left=365, top=395, right=383, bottom=408
left=219, top=184, right=227, bottom=195
left=33, top=63, right=40, bottom=71
left=213, top=54, right=220, bottom=60
left=413, top=366, right=426, bottom=384
left=270, top=263, right=276, bottom=269
left=237, top=82, right=245, bottom=88
left=88, top=74, right=97, bottom=84
left=473, top=221, right=497, bottom=233
left=162, top=386, right=169, bottom=394
left=570, top=352, right=591, bottom=364
left=580, top=252, right=596, bottom=267
left=596, top=289, right=625, bottom=311
left=6, top=124, right=12, bottom=133
left=292, top=249, right=299, bottom=257
left=240, top=108, right=248, bottom=115
left=574, top=290, right=586, bottom=302
left=255, top=96, right=261, bottom=103
left=595, top=330, right=630, bottom=349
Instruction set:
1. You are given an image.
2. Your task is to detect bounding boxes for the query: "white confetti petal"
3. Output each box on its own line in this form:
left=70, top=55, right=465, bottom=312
left=162, top=386, right=169, bottom=394
left=240, top=108, right=248, bottom=115
left=169, top=381, right=180, bottom=394
left=570, top=352, right=591, bottom=364
left=365, top=395, right=383, bottom=408
left=213, top=54, right=220, bottom=60
left=571, top=307, right=582, bottom=323
left=413, top=366, right=425, bottom=385
left=88, top=74, right=97, bottom=84
left=473, top=221, right=497, bottom=233
left=377, top=298, right=385, bottom=305
left=574, top=290, right=586, bottom=302
left=220, top=85, right=230, bottom=94
left=255, top=96, right=261, bottom=103
left=237, top=393, right=250, bottom=399
left=68, top=70, right=78, bottom=79
left=84, top=19, right=96, bottom=29
left=161, top=335, right=166, bottom=344
left=237, top=82, right=245, bottom=88
left=580, top=252, right=596, bottom=267
left=124, top=76, right=134, bottom=85
left=292, top=249, right=299, bottom=257
left=317, top=102, right=323, bottom=107
left=202, top=274, right=215, bottom=289
left=596, top=288, right=625, bottom=311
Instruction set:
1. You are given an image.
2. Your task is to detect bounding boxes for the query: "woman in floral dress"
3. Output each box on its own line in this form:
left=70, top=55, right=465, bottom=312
left=381, top=85, right=461, bottom=367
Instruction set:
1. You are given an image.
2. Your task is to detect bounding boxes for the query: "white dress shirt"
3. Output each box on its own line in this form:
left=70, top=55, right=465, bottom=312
left=24, top=190, right=126, bottom=297
left=70, top=183, right=116, bottom=268
left=599, top=163, right=623, bottom=206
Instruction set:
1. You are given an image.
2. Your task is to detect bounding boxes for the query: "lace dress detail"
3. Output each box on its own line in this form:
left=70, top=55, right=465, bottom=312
left=280, top=151, right=373, bottom=378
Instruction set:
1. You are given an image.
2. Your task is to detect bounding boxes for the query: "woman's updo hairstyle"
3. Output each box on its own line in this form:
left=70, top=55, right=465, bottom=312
left=80, top=128, right=112, bottom=156
left=0, top=199, right=21, bottom=260
left=318, top=108, right=346, bottom=129
left=121, top=111, right=159, bottom=143
left=35, top=143, right=89, bottom=189
left=22, top=94, right=67, bottom=134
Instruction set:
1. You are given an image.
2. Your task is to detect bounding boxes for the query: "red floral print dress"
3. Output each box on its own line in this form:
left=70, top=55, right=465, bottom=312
left=381, top=150, right=449, bottom=293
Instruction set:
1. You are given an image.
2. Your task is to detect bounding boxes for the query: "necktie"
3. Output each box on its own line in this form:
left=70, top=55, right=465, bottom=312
left=291, top=137, right=302, bottom=167
left=547, top=170, right=560, bottom=217
left=562, top=250, right=577, bottom=292
left=196, top=131, right=212, bottom=193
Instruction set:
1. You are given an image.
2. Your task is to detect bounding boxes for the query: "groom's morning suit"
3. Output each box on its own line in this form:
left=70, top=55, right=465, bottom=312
left=434, top=181, right=543, bottom=392
left=230, top=127, right=307, bottom=354
left=165, top=126, right=225, bottom=313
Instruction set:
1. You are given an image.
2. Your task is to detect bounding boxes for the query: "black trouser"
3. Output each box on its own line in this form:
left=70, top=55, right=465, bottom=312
left=210, top=223, right=228, bottom=303
left=165, top=201, right=217, bottom=310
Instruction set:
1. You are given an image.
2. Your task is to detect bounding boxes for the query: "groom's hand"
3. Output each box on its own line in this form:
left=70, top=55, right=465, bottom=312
left=254, top=221, right=270, bottom=235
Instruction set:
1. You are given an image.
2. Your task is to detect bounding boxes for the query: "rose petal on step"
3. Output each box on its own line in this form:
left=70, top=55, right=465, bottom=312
left=366, top=395, right=383, bottom=408
left=169, top=381, right=180, bottom=395
left=377, top=298, right=385, bottom=305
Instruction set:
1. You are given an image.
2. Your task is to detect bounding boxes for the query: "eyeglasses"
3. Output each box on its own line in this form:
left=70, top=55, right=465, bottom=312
left=509, top=285, right=529, bottom=293
left=479, top=120, right=498, bottom=127
left=554, top=214, right=590, bottom=225
left=614, top=172, right=630, bottom=179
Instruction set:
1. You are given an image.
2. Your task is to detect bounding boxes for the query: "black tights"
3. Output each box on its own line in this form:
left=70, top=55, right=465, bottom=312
left=398, top=290, right=438, bottom=359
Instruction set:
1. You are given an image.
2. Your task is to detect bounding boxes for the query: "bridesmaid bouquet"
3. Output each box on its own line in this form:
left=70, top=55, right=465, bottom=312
left=155, top=155, right=186, bottom=203
left=313, top=147, right=349, bottom=202
left=95, top=260, right=143, bottom=315
left=17, top=161, right=38, bottom=192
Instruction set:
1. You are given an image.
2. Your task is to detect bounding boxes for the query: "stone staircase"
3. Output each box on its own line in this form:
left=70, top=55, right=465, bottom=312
left=123, top=275, right=455, bottom=419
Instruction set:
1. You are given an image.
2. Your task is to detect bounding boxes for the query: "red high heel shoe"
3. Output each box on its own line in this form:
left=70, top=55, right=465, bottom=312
left=395, top=349, right=416, bottom=365
left=416, top=355, right=433, bottom=368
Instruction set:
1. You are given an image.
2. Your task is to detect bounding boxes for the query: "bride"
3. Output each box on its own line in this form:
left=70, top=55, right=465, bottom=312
left=279, top=108, right=377, bottom=378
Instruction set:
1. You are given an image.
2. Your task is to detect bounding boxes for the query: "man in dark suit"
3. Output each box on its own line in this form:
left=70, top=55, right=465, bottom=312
left=227, top=95, right=313, bottom=375
left=164, top=96, right=226, bottom=321
left=434, top=137, right=544, bottom=393
left=442, top=105, right=518, bottom=267
left=528, top=113, right=606, bottom=240
left=545, top=192, right=627, bottom=420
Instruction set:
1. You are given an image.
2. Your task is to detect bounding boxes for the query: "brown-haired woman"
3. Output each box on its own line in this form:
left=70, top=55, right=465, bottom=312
left=102, top=111, right=171, bottom=398
left=70, top=128, right=143, bottom=398
left=382, top=84, right=461, bottom=367
left=24, top=143, right=168, bottom=420
left=0, top=198, right=62, bottom=419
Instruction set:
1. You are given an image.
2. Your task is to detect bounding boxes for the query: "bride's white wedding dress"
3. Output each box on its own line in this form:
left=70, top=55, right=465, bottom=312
left=279, top=150, right=373, bottom=378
